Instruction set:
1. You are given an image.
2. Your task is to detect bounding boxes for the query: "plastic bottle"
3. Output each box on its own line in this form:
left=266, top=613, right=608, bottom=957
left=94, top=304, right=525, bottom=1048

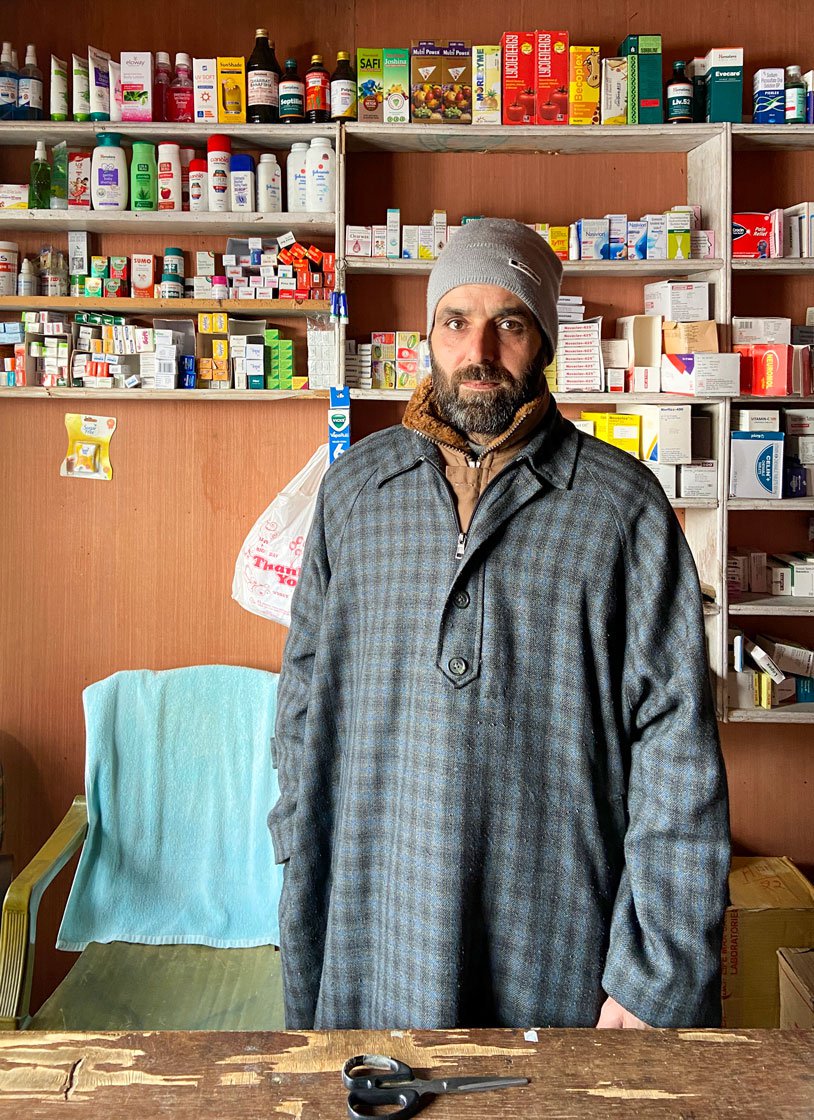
left=247, top=28, right=282, bottom=123
left=189, top=158, right=208, bottom=211
left=0, top=43, right=18, bottom=121
left=17, top=257, right=36, bottom=297
left=130, top=141, right=157, bottom=211
left=257, top=152, right=282, bottom=212
left=330, top=51, right=357, bottom=121
left=168, top=53, right=194, bottom=123
left=305, top=54, right=331, bottom=123
left=18, top=44, right=44, bottom=121
left=279, top=57, right=305, bottom=123
left=160, top=272, right=183, bottom=298
left=0, top=242, right=18, bottom=296
left=211, top=275, right=228, bottom=300
left=305, top=136, right=335, bottom=212
left=162, top=247, right=184, bottom=276
left=230, top=154, right=256, bottom=212
left=91, top=132, right=128, bottom=210
left=207, top=134, right=231, bottom=212
left=153, top=51, right=172, bottom=123
left=157, top=142, right=182, bottom=211
left=666, top=61, right=693, bottom=124
left=28, top=140, right=51, bottom=210
left=179, top=146, right=195, bottom=210
left=287, top=141, right=308, bottom=212
left=786, top=66, right=806, bottom=124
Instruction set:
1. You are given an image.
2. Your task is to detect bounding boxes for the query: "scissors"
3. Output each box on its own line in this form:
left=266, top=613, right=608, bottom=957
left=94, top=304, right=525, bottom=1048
left=342, top=1053, right=529, bottom=1119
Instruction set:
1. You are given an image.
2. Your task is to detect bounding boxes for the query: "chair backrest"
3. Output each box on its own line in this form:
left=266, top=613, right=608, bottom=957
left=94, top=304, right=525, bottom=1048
left=57, top=665, right=282, bottom=952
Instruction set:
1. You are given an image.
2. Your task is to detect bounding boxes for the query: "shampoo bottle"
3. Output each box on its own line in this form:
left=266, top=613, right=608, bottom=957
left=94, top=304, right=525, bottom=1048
left=157, top=142, right=182, bottom=210
left=130, top=141, right=157, bottom=210
left=91, top=132, right=128, bottom=211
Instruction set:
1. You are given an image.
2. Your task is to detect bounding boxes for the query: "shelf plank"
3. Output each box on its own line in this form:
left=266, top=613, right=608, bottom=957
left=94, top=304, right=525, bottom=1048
left=733, top=123, right=814, bottom=151
left=346, top=258, right=724, bottom=276
left=732, top=259, right=814, bottom=273
left=0, top=388, right=330, bottom=400
left=0, top=211, right=335, bottom=236
left=0, top=297, right=330, bottom=316
left=729, top=594, right=814, bottom=615
left=728, top=498, right=814, bottom=510
left=344, top=123, right=725, bottom=154
left=348, top=389, right=724, bottom=404
left=727, top=704, right=814, bottom=723
left=0, top=122, right=340, bottom=148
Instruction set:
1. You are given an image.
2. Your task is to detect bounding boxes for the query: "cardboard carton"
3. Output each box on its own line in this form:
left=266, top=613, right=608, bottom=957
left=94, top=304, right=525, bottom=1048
left=501, top=32, right=536, bottom=124
left=722, top=856, right=814, bottom=1027
left=535, top=31, right=568, bottom=124
left=778, top=947, right=814, bottom=1028
left=568, top=46, right=600, bottom=125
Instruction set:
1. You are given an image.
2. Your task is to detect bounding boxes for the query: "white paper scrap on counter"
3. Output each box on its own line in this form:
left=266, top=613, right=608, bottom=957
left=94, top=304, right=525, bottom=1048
left=524, top=1029, right=539, bottom=1042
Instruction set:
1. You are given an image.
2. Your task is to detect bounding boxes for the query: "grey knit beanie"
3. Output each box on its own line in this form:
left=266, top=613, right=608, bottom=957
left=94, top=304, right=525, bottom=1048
left=426, top=218, right=563, bottom=362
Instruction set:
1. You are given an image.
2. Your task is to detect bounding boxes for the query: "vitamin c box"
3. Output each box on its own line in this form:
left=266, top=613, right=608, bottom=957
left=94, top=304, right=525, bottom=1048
left=535, top=31, right=568, bottom=124
left=501, top=32, right=536, bottom=124
left=569, top=46, right=600, bottom=125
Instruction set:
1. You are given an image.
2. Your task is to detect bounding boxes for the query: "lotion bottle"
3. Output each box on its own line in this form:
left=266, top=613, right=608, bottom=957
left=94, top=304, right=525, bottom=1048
left=91, top=132, right=128, bottom=210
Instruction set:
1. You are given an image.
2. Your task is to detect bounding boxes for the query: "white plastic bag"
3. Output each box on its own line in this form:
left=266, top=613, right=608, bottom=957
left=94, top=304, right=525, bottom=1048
left=232, top=443, right=330, bottom=626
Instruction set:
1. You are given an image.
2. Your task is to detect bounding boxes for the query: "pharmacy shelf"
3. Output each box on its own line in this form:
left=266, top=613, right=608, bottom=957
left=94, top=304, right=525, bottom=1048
left=729, top=594, right=814, bottom=615
left=732, top=124, right=814, bottom=151
left=0, top=122, right=340, bottom=149
left=344, top=123, right=726, bottom=155
left=346, top=258, right=724, bottom=277
left=0, top=296, right=330, bottom=316
left=0, top=387, right=331, bottom=400
left=348, top=389, right=722, bottom=405
left=734, top=396, right=814, bottom=403
left=732, top=259, right=814, bottom=273
left=728, top=704, right=814, bottom=723
left=0, top=210, right=335, bottom=236
left=727, top=498, right=814, bottom=510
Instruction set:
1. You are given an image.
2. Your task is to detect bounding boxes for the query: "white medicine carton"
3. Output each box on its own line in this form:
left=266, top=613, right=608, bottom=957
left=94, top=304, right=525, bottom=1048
left=729, top=432, right=784, bottom=499
left=627, top=405, right=692, bottom=464
left=643, top=280, right=709, bottom=322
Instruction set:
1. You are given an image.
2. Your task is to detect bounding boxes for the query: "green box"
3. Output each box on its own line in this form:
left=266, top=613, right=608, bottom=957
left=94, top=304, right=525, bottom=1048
left=247, top=374, right=265, bottom=389
left=705, top=48, right=743, bottom=123
left=383, top=49, right=410, bottom=124
left=619, top=34, right=663, bottom=124
left=357, top=48, right=384, bottom=123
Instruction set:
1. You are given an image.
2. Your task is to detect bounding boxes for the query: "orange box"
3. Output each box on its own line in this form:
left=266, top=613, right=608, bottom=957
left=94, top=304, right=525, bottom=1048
left=752, top=344, right=791, bottom=396
left=568, top=46, right=600, bottom=125
left=535, top=31, right=569, bottom=124
left=501, top=32, right=536, bottom=124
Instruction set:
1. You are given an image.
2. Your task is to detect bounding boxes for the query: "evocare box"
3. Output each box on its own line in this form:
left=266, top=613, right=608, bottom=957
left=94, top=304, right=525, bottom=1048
left=722, top=856, right=814, bottom=1027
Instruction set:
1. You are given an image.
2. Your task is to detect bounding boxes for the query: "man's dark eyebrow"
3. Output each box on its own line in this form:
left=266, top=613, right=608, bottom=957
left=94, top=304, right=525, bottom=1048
left=437, top=305, right=533, bottom=320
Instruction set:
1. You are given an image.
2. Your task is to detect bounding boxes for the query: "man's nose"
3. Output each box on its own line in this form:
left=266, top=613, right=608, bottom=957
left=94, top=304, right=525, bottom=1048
left=466, top=322, right=499, bottom=365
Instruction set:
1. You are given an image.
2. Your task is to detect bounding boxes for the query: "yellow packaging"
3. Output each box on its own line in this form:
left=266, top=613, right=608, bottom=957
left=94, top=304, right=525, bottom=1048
left=568, top=46, right=600, bottom=125
left=60, top=413, right=117, bottom=481
left=722, top=856, right=814, bottom=1027
left=217, top=57, right=246, bottom=123
left=580, top=411, right=640, bottom=457
left=197, top=313, right=213, bottom=334
left=212, top=337, right=229, bottom=360
left=547, top=226, right=569, bottom=260
left=213, top=312, right=228, bottom=333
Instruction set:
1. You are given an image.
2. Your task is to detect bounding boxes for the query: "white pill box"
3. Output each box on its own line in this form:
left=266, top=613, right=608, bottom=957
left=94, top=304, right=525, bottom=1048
left=679, top=460, right=718, bottom=498
left=729, top=431, right=784, bottom=499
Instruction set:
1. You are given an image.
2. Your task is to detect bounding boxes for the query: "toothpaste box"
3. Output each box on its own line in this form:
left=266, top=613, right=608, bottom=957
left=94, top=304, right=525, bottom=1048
left=627, top=405, right=692, bottom=464
left=732, top=210, right=784, bottom=258
left=578, top=218, right=609, bottom=260
left=357, top=49, right=384, bottom=123
left=729, top=431, right=784, bottom=498
left=600, top=57, right=627, bottom=124
left=627, top=220, right=648, bottom=260
left=535, top=31, right=569, bottom=124
left=472, top=45, right=502, bottom=124
left=568, top=46, right=600, bottom=125
left=501, top=32, right=536, bottom=124
left=120, top=51, right=153, bottom=121
left=753, top=68, right=785, bottom=124
left=383, top=49, right=410, bottom=124
left=661, top=352, right=741, bottom=396
left=193, top=58, right=217, bottom=123
left=644, top=280, right=709, bottom=321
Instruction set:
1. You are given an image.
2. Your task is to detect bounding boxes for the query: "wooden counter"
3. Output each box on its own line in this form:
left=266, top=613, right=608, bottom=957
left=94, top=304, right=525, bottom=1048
left=1, top=1027, right=812, bottom=1118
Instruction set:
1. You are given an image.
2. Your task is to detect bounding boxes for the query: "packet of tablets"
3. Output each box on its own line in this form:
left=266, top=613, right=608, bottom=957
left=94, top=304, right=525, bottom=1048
left=60, top=413, right=117, bottom=481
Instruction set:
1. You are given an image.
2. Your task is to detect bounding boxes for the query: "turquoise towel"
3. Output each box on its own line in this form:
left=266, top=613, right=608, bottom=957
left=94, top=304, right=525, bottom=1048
left=57, top=666, right=283, bottom=951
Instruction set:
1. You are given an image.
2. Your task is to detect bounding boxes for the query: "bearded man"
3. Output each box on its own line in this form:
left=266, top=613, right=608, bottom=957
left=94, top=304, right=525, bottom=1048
left=270, top=218, right=730, bottom=1031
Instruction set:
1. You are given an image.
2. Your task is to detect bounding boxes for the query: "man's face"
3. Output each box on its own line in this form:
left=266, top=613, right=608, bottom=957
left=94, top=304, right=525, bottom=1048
left=430, top=284, right=547, bottom=438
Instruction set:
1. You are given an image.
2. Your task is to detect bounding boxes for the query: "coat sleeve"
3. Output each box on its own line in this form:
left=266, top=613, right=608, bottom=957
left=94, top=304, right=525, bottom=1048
left=601, top=483, right=731, bottom=1027
left=268, top=480, right=331, bottom=865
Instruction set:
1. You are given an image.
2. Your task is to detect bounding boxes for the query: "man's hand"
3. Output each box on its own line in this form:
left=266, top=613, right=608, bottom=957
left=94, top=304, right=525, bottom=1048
left=596, top=994, right=653, bottom=1029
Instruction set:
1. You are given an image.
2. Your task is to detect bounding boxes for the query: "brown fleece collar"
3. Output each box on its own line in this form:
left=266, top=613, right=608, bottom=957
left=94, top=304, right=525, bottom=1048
left=402, top=375, right=551, bottom=454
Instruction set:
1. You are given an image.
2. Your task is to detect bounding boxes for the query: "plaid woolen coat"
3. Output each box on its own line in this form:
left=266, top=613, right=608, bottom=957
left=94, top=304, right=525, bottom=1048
left=270, top=398, right=731, bottom=1030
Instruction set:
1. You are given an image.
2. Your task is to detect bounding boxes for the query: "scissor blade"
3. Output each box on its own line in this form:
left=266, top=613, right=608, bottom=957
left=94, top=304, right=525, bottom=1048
left=425, top=1075, right=529, bottom=1094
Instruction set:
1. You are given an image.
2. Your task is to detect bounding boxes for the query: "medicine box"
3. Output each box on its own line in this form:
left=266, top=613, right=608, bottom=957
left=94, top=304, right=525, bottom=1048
left=735, top=409, right=781, bottom=432
left=661, top=353, right=741, bottom=396
left=568, top=46, right=600, bottom=125
left=580, top=412, right=641, bottom=457
left=732, top=211, right=783, bottom=259
left=753, top=68, right=785, bottom=124
left=729, top=431, right=784, bottom=499
left=644, top=214, right=667, bottom=259
left=472, top=44, right=502, bottom=125
left=193, top=58, right=217, bottom=123
left=501, top=32, right=536, bottom=125
left=578, top=218, right=609, bottom=260
left=357, top=49, right=383, bottom=123
left=644, top=280, right=709, bottom=322
left=705, top=48, right=744, bottom=123
left=216, top=57, right=246, bottom=123
left=642, top=460, right=677, bottom=498
left=678, top=460, right=718, bottom=498
left=345, top=226, right=372, bottom=256
left=786, top=409, right=814, bottom=435
left=383, top=49, right=410, bottom=124
left=535, top=31, right=568, bottom=125
left=600, top=57, right=627, bottom=125
left=120, top=52, right=153, bottom=121
left=627, top=405, right=692, bottom=464
left=626, top=220, right=647, bottom=260
left=732, top=317, right=792, bottom=345
left=618, top=34, right=662, bottom=124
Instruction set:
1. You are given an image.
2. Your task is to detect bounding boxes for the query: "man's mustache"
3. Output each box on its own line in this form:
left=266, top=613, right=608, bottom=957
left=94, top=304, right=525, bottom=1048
left=452, top=363, right=514, bottom=385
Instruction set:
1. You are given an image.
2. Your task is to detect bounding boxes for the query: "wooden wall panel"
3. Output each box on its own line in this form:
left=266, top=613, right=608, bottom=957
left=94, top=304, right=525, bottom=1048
left=0, top=1, right=813, bottom=1011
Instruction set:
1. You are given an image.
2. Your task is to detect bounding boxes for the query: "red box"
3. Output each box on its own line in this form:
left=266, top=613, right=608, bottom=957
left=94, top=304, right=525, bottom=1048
left=752, top=344, right=791, bottom=396
left=732, top=211, right=782, bottom=259
left=322, top=251, right=336, bottom=271
left=295, top=266, right=311, bottom=288
left=501, top=32, right=536, bottom=124
left=535, top=31, right=569, bottom=124
left=306, top=245, right=324, bottom=264
left=323, top=270, right=336, bottom=290
left=734, top=345, right=753, bottom=394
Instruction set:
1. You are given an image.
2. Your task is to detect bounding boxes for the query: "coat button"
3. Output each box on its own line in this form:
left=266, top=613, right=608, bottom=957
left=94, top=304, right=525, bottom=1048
left=448, top=657, right=468, bottom=676
left=453, top=591, right=470, bottom=609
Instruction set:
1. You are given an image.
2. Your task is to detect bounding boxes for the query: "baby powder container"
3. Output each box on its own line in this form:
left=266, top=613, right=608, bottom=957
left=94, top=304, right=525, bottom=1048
left=286, top=141, right=308, bottom=212
left=91, top=132, right=128, bottom=210
left=305, top=136, right=335, bottom=212
left=257, top=152, right=282, bottom=212
left=0, top=241, right=19, bottom=295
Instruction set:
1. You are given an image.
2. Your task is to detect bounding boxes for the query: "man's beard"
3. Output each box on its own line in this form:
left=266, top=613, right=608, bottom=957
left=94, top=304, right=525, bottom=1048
left=430, top=346, right=547, bottom=438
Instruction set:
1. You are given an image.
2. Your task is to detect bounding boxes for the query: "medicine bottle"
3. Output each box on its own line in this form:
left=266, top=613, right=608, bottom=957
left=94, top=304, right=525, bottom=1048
left=189, top=159, right=208, bottom=211
left=168, top=54, right=194, bottom=123
left=305, top=136, right=335, bottom=212
left=279, top=58, right=304, bottom=123
left=785, top=66, right=806, bottom=124
left=286, top=141, right=309, bottom=212
left=247, top=29, right=282, bottom=123
left=666, top=61, right=693, bottom=124
left=305, top=55, right=330, bottom=123
left=330, top=52, right=357, bottom=120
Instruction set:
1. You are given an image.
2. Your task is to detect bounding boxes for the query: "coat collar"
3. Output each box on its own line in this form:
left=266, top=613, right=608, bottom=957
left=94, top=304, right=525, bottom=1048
left=377, top=389, right=579, bottom=492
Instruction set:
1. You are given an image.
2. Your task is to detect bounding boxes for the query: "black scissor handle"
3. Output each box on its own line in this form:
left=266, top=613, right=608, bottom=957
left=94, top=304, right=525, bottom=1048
left=342, top=1055, right=414, bottom=1089
left=347, top=1086, right=423, bottom=1120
